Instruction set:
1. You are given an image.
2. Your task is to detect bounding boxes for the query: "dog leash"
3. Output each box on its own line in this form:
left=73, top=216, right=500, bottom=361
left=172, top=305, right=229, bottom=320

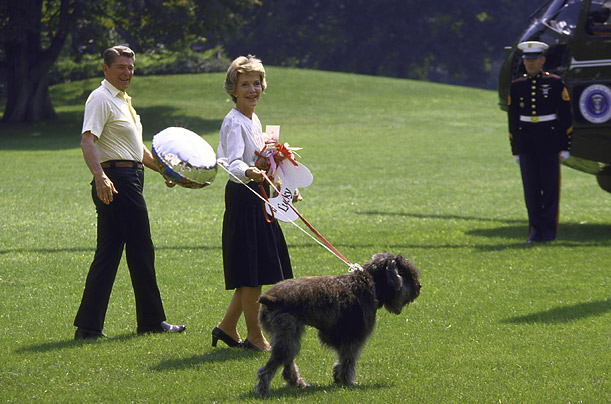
left=260, top=172, right=354, bottom=267
left=217, top=160, right=360, bottom=271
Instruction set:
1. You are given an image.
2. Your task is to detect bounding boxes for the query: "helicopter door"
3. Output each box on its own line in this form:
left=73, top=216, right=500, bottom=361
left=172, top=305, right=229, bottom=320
left=568, top=0, right=611, bottom=125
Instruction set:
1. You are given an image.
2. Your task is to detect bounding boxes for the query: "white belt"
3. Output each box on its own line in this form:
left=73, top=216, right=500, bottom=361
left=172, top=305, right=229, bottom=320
left=519, top=114, right=557, bottom=123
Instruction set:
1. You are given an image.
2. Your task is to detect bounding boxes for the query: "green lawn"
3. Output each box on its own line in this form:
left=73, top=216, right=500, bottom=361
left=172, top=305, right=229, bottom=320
left=0, top=68, right=609, bottom=403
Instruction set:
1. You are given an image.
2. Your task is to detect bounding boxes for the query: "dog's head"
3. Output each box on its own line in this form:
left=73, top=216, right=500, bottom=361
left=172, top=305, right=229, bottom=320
left=363, top=252, right=421, bottom=314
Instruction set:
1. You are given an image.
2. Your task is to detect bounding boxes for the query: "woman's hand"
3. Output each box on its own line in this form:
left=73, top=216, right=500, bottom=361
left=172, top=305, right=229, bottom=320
left=292, top=189, right=303, bottom=203
left=246, top=167, right=266, bottom=182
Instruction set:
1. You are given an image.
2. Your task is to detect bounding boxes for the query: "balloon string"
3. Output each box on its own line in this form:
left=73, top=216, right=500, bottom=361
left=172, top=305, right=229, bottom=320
left=216, top=160, right=353, bottom=268
left=260, top=172, right=353, bottom=266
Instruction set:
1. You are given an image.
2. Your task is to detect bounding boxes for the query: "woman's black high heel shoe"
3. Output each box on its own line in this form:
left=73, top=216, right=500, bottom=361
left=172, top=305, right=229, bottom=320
left=242, top=339, right=263, bottom=352
left=211, top=327, right=241, bottom=348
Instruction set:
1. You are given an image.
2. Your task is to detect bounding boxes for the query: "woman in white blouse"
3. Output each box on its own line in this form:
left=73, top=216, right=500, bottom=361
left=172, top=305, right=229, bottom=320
left=212, top=55, right=293, bottom=352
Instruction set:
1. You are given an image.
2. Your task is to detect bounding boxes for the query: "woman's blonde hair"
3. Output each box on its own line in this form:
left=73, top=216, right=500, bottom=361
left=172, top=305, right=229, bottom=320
left=224, top=55, right=266, bottom=102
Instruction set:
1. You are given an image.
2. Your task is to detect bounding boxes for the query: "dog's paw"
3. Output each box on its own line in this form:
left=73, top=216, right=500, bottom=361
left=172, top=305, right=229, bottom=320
left=334, top=377, right=359, bottom=387
left=254, top=382, right=270, bottom=397
left=294, top=378, right=309, bottom=388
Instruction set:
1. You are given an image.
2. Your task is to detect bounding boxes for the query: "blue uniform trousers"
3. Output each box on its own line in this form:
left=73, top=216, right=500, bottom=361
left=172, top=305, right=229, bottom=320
left=519, top=153, right=561, bottom=241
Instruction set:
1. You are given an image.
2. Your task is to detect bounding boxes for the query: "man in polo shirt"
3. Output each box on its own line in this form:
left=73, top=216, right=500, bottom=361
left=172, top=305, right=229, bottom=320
left=507, top=41, right=573, bottom=243
left=74, top=45, right=185, bottom=339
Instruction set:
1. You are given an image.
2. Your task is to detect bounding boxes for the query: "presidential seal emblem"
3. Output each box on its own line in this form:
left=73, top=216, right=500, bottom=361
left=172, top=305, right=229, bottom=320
left=579, top=84, right=611, bottom=124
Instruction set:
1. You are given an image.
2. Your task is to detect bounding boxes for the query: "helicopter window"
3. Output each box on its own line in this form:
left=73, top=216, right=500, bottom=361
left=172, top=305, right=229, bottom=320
left=587, top=0, right=611, bottom=35
left=544, top=0, right=581, bottom=36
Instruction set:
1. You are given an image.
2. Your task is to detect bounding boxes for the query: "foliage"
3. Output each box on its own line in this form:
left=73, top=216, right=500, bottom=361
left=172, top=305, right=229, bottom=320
left=89, top=0, right=260, bottom=53
left=0, top=69, right=609, bottom=403
left=0, top=0, right=553, bottom=122
left=0, top=0, right=259, bottom=123
left=225, top=0, right=544, bottom=89
left=48, top=48, right=230, bottom=85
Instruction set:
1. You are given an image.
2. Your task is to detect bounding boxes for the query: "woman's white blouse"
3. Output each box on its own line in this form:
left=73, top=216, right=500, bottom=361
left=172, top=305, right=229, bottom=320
left=217, top=108, right=265, bottom=183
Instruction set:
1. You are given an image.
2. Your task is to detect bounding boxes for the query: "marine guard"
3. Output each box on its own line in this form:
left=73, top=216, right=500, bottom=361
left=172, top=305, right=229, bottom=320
left=507, top=41, right=573, bottom=243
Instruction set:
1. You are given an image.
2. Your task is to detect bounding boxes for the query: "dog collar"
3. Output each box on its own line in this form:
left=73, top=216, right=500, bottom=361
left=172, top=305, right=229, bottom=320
left=348, top=263, right=363, bottom=271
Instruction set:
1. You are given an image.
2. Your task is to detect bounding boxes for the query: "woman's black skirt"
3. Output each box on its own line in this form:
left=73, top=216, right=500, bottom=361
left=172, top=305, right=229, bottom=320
left=222, top=180, right=293, bottom=290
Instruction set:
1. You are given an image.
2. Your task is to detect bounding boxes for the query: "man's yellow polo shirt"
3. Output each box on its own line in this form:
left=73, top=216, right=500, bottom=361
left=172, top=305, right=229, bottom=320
left=82, top=79, right=144, bottom=163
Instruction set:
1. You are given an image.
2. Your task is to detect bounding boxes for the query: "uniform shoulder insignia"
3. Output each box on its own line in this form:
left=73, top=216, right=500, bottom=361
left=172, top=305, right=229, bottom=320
left=512, top=76, right=527, bottom=84
left=545, top=71, right=561, bottom=79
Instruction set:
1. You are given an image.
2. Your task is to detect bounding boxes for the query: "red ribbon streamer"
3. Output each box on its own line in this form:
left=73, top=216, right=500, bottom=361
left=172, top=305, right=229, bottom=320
left=261, top=172, right=352, bottom=267
left=255, top=143, right=299, bottom=176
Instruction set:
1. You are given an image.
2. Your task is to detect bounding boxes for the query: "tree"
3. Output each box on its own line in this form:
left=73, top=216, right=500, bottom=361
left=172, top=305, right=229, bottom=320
left=0, top=0, right=259, bottom=123
left=224, top=0, right=539, bottom=88
left=1, top=0, right=81, bottom=123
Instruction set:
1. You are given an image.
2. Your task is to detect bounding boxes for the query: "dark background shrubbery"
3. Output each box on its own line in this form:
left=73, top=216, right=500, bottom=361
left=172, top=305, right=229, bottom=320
left=48, top=48, right=230, bottom=86
left=1, top=0, right=540, bottom=122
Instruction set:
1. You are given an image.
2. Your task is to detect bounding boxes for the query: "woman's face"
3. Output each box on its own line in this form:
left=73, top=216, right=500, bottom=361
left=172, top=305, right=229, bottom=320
left=234, top=72, right=262, bottom=113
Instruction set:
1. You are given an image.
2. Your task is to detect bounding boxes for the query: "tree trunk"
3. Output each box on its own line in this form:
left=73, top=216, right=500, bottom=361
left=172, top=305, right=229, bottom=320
left=1, top=0, right=78, bottom=123
left=2, top=43, right=57, bottom=123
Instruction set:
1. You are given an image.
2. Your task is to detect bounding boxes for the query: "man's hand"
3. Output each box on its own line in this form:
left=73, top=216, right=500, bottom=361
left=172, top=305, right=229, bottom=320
left=94, top=173, right=118, bottom=204
left=81, top=131, right=118, bottom=205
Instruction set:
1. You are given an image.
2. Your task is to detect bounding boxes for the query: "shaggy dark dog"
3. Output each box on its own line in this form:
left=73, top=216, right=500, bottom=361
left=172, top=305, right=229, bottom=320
left=254, top=252, right=421, bottom=395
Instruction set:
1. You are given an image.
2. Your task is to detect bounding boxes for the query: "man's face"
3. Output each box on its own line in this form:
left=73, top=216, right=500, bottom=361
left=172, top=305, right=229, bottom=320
left=523, top=56, right=545, bottom=76
left=103, top=56, right=134, bottom=92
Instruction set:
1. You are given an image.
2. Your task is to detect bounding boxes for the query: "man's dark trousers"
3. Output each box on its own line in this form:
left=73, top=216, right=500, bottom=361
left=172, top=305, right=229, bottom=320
left=74, top=166, right=166, bottom=332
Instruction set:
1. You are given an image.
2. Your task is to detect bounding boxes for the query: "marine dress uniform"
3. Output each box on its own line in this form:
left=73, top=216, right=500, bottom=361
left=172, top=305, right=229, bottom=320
left=507, top=41, right=573, bottom=242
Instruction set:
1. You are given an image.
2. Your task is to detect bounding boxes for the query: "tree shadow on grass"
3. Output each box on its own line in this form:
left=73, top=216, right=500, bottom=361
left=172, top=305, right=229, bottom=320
left=356, top=210, right=610, bottom=249
left=502, top=299, right=611, bottom=324
left=356, top=210, right=523, bottom=224
left=237, top=381, right=390, bottom=400
left=152, top=349, right=391, bottom=397
left=467, top=222, right=611, bottom=248
left=16, top=332, right=140, bottom=354
left=0, top=110, right=83, bottom=151
left=151, top=348, right=262, bottom=371
left=0, top=106, right=221, bottom=151
left=0, top=244, right=220, bottom=256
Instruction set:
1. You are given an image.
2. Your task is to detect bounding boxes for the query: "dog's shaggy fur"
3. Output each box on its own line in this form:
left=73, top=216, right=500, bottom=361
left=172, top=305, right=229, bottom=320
left=254, top=252, right=421, bottom=395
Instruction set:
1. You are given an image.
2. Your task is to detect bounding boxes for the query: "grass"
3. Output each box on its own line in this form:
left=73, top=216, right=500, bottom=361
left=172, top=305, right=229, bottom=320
left=1, top=67, right=610, bottom=403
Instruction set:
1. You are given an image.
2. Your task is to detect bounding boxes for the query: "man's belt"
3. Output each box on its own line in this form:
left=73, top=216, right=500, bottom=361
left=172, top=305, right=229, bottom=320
left=519, top=114, right=557, bottom=123
left=101, top=160, right=143, bottom=169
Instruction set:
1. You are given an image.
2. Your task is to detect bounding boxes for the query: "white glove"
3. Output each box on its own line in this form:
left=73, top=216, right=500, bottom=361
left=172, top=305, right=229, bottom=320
left=514, top=155, right=520, bottom=164
left=560, top=151, right=570, bottom=161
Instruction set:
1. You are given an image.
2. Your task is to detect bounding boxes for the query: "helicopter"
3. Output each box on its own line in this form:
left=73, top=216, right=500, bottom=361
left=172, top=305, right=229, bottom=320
left=498, top=0, right=611, bottom=192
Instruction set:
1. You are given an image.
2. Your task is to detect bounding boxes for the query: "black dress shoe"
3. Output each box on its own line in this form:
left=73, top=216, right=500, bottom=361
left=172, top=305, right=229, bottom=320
left=527, top=230, right=542, bottom=244
left=75, top=328, right=107, bottom=340
left=137, top=321, right=186, bottom=335
left=211, top=327, right=241, bottom=348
